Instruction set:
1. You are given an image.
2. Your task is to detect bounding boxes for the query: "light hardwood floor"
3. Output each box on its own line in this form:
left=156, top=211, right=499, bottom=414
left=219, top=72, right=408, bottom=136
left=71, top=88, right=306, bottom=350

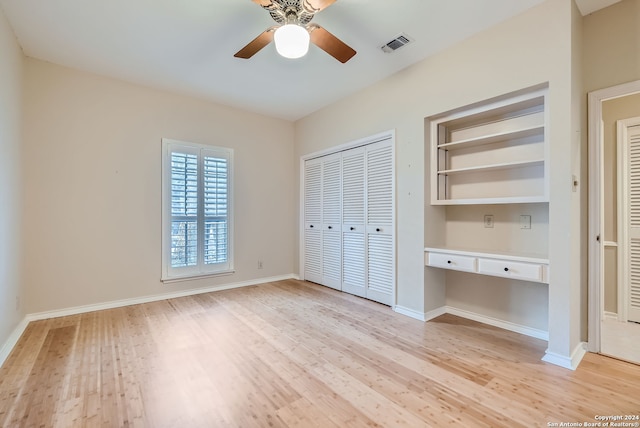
left=1, top=279, right=639, bottom=427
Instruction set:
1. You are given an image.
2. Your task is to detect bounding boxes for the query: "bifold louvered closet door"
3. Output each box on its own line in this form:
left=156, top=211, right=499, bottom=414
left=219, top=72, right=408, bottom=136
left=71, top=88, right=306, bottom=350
left=303, top=137, right=394, bottom=306
left=625, top=125, right=640, bottom=323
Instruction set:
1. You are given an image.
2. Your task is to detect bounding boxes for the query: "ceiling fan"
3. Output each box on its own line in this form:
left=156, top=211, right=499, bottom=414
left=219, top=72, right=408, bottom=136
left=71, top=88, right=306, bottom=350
left=234, top=0, right=356, bottom=63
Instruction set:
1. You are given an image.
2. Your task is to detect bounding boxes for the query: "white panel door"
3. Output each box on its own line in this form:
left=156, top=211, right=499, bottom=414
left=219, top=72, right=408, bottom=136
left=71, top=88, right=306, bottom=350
left=304, top=158, right=323, bottom=284
left=322, top=153, right=342, bottom=290
left=365, top=139, right=394, bottom=305
left=341, top=147, right=366, bottom=297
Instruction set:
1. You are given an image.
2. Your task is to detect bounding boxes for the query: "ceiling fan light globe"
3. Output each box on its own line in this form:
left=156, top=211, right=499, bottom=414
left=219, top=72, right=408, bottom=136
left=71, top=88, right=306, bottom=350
left=274, top=24, right=310, bottom=59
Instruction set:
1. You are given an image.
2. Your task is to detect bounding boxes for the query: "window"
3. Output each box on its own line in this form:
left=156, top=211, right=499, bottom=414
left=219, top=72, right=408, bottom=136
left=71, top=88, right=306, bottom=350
left=161, top=139, right=233, bottom=281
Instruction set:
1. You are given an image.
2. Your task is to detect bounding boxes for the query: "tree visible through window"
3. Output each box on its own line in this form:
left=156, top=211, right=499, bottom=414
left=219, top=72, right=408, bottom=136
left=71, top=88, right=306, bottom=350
left=162, top=139, right=233, bottom=281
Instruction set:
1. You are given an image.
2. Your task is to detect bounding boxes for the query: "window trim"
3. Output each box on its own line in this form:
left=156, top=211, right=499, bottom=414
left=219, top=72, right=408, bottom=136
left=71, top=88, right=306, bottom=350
left=161, top=138, right=234, bottom=282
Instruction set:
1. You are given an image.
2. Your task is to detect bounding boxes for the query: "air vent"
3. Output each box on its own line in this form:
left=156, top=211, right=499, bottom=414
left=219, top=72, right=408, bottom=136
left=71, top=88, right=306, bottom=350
left=381, top=33, right=413, bottom=53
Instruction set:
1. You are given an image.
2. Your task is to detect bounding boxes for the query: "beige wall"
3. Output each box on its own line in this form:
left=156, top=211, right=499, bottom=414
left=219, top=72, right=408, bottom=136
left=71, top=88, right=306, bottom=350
left=296, top=0, right=578, bottom=353
left=583, top=0, right=640, bottom=94
left=22, top=59, right=296, bottom=314
left=0, top=7, right=24, bottom=352
left=601, top=93, right=640, bottom=313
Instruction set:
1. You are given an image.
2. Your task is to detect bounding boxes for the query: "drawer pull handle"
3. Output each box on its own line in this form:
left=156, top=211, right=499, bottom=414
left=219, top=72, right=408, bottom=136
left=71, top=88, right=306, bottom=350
left=447, top=260, right=452, bottom=264
left=504, top=267, right=509, bottom=272
left=310, top=225, right=314, bottom=228
left=350, top=227, right=355, bottom=231
left=328, top=226, right=332, bottom=230
left=376, top=228, right=381, bottom=232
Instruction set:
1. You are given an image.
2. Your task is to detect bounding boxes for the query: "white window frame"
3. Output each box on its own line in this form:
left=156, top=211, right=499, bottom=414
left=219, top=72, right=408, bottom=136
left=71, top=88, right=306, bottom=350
left=161, top=138, right=234, bottom=282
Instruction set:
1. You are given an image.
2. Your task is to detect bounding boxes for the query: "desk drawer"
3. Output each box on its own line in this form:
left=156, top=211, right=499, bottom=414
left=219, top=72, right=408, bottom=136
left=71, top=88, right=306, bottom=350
left=477, top=258, right=543, bottom=282
left=428, top=252, right=476, bottom=273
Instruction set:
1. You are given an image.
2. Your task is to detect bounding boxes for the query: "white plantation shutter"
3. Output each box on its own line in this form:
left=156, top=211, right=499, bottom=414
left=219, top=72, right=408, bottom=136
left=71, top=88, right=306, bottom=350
left=203, top=155, right=228, bottom=265
left=170, top=152, right=198, bottom=267
left=162, top=139, right=233, bottom=281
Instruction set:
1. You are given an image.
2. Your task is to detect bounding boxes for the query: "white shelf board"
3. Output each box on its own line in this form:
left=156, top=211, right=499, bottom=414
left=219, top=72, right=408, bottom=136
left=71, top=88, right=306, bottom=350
left=438, top=125, right=544, bottom=150
left=430, top=195, right=548, bottom=205
left=438, top=159, right=544, bottom=176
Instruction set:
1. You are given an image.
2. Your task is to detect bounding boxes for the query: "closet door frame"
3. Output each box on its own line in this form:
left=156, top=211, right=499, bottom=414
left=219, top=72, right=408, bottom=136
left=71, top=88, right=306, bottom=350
left=299, top=130, right=396, bottom=306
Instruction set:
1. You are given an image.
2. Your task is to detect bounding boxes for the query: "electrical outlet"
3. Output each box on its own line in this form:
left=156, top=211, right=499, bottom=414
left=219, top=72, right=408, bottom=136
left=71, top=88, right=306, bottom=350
left=258, top=260, right=263, bottom=269
left=520, top=215, right=531, bottom=229
left=484, top=215, right=494, bottom=228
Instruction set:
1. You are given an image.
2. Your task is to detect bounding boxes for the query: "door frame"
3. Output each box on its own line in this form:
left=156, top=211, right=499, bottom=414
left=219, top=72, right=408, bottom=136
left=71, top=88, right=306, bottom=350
left=588, top=79, right=640, bottom=353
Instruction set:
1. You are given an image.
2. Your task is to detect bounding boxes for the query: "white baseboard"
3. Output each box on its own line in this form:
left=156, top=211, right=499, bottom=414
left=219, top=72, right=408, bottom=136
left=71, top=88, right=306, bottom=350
left=393, top=304, right=549, bottom=341
left=26, top=274, right=298, bottom=322
left=445, top=306, right=549, bottom=341
left=394, top=305, right=447, bottom=321
left=0, top=317, right=30, bottom=368
left=0, top=274, right=298, bottom=368
left=542, top=342, right=587, bottom=370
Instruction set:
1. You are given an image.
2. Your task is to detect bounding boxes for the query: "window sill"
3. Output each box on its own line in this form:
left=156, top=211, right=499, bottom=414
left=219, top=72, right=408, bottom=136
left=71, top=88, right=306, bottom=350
left=161, top=269, right=235, bottom=284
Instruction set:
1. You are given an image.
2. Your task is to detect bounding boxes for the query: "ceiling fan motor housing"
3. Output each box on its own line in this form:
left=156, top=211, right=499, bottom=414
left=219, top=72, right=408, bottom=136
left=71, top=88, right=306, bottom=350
left=266, top=0, right=315, bottom=26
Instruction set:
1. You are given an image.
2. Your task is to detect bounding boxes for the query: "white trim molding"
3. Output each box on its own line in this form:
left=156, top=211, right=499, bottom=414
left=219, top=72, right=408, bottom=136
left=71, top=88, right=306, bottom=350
left=542, top=342, right=587, bottom=371
left=445, top=306, right=549, bottom=341
left=26, top=274, right=298, bottom=322
left=394, top=304, right=549, bottom=341
left=0, top=318, right=30, bottom=368
left=394, top=305, right=446, bottom=322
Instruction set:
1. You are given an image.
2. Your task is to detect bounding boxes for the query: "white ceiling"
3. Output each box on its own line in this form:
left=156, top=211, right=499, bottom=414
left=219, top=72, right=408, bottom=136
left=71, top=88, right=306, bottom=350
left=0, top=0, right=618, bottom=121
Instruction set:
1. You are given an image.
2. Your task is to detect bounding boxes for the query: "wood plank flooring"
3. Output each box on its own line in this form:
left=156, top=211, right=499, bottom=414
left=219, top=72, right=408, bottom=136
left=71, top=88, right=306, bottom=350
left=1, top=279, right=639, bottom=427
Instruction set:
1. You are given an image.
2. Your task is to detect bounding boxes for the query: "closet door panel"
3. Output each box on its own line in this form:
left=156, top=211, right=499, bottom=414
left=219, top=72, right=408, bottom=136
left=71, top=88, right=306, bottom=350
left=304, top=159, right=322, bottom=227
left=322, top=153, right=342, bottom=289
left=367, top=233, right=394, bottom=304
left=322, top=229, right=342, bottom=289
left=367, top=141, right=393, bottom=228
left=303, top=158, right=323, bottom=284
left=366, top=139, right=394, bottom=306
left=304, top=229, right=322, bottom=284
left=342, top=147, right=366, bottom=296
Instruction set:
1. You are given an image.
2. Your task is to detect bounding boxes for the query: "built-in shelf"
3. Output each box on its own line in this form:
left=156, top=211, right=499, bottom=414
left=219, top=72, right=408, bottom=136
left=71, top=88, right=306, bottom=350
left=438, top=159, right=545, bottom=176
left=429, top=86, right=549, bottom=205
left=424, top=247, right=549, bottom=284
left=437, top=124, right=544, bottom=151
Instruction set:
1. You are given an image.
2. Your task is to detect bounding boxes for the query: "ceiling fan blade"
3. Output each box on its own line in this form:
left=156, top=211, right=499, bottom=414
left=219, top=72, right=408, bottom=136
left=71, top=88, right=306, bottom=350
left=234, top=27, right=276, bottom=59
left=251, top=0, right=274, bottom=7
left=302, top=0, right=336, bottom=13
left=309, top=25, right=356, bottom=63
left=251, top=0, right=279, bottom=11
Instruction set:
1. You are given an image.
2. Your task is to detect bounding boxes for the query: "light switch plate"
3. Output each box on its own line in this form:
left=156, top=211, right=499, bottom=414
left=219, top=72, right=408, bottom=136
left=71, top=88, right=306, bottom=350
left=484, top=215, right=494, bottom=228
